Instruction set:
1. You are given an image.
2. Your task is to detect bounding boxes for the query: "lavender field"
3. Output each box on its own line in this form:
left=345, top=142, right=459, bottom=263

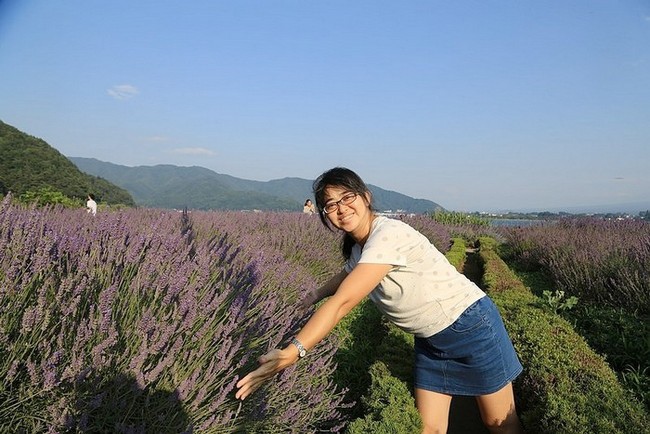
left=501, top=218, right=650, bottom=313
left=3, top=192, right=648, bottom=432
left=0, top=195, right=358, bottom=433
left=500, top=218, right=650, bottom=409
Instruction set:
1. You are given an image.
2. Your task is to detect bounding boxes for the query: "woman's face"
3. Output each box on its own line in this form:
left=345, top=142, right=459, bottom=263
left=322, top=186, right=372, bottom=239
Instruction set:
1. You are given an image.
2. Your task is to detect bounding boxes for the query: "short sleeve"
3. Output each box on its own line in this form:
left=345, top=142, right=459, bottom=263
left=358, top=220, right=409, bottom=267
left=345, top=244, right=361, bottom=273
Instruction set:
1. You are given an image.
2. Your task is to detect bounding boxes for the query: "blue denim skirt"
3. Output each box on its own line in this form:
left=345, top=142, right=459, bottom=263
left=413, top=296, right=523, bottom=396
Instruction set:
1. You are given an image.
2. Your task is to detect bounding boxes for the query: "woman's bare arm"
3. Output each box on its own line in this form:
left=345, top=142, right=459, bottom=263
left=300, top=269, right=348, bottom=308
left=235, top=262, right=392, bottom=400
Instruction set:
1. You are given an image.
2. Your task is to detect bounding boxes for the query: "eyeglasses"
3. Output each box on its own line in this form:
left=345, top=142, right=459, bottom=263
left=322, top=192, right=358, bottom=214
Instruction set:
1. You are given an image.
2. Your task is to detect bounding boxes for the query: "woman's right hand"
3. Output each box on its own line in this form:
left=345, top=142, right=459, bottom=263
left=235, top=347, right=297, bottom=400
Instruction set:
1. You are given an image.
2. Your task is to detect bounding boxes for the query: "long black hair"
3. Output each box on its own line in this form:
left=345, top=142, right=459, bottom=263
left=312, top=167, right=375, bottom=259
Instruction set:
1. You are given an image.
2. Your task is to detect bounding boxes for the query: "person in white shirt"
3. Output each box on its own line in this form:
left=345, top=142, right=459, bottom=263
left=86, top=194, right=97, bottom=216
left=235, top=167, right=523, bottom=434
left=302, top=199, right=316, bottom=214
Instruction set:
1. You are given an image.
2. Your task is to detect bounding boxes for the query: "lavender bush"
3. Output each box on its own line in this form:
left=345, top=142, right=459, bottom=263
left=500, top=218, right=650, bottom=313
left=0, top=196, right=348, bottom=433
left=398, top=214, right=452, bottom=252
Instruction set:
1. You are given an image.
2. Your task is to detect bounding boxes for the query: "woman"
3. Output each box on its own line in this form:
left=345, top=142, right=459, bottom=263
left=303, top=198, right=316, bottom=214
left=235, top=167, right=524, bottom=434
left=86, top=194, right=97, bottom=216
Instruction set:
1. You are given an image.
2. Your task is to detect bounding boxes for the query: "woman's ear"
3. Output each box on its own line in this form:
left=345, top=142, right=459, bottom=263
left=364, top=191, right=372, bottom=206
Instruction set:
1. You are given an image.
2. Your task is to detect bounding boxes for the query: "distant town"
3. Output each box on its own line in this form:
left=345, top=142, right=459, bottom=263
left=474, top=210, right=650, bottom=222
left=374, top=209, right=650, bottom=222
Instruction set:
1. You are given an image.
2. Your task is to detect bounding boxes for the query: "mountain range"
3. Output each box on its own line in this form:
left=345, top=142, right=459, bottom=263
left=0, top=118, right=441, bottom=212
left=69, top=157, right=444, bottom=213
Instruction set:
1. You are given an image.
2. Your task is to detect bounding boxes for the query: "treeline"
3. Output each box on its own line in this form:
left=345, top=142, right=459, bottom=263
left=0, top=121, right=135, bottom=207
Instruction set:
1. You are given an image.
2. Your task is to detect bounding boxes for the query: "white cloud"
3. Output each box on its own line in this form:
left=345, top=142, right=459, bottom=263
left=169, top=147, right=216, bottom=156
left=107, top=84, right=139, bottom=100
left=144, top=135, right=171, bottom=143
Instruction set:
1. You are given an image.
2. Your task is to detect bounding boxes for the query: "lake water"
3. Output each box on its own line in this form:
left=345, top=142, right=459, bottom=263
left=490, top=218, right=549, bottom=227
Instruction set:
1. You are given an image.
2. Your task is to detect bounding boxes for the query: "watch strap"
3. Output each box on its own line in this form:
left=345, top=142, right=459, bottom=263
left=291, top=338, right=307, bottom=358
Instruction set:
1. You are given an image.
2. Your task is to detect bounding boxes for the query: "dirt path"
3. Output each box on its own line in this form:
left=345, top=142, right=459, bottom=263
left=446, top=249, right=490, bottom=434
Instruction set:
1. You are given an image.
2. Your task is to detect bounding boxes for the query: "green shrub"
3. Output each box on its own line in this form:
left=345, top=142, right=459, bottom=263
left=431, top=210, right=489, bottom=226
left=446, top=237, right=467, bottom=270
left=375, top=321, right=415, bottom=385
left=479, top=241, right=650, bottom=433
left=19, top=186, right=81, bottom=207
left=332, top=299, right=384, bottom=419
left=345, top=362, right=422, bottom=434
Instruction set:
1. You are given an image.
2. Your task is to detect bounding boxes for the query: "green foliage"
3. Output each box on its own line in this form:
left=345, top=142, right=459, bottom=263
left=331, top=299, right=384, bottom=419
left=375, top=322, right=415, bottom=384
left=542, top=289, right=579, bottom=314
left=86, top=175, right=135, bottom=206
left=431, top=210, right=490, bottom=226
left=445, top=237, right=467, bottom=269
left=569, top=304, right=650, bottom=410
left=19, top=186, right=80, bottom=207
left=0, top=120, right=135, bottom=207
left=479, top=241, right=650, bottom=433
left=620, top=365, right=650, bottom=411
left=345, top=362, right=422, bottom=434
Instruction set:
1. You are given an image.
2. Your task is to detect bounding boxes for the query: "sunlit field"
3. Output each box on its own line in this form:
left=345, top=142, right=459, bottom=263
left=499, top=218, right=650, bottom=410
left=1, top=196, right=648, bottom=433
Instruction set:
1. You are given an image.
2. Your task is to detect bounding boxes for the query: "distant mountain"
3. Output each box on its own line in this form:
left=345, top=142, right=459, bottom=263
left=70, top=157, right=444, bottom=213
left=0, top=121, right=135, bottom=206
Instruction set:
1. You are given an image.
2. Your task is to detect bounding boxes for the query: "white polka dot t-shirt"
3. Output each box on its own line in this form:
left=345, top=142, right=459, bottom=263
left=345, top=216, right=485, bottom=338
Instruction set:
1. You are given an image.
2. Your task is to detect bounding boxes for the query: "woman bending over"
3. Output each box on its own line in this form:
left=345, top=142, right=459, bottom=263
left=235, top=167, right=524, bottom=434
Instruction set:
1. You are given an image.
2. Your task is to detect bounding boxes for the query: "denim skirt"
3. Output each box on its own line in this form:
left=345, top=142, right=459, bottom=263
left=413, top=296, right=523, bottom=396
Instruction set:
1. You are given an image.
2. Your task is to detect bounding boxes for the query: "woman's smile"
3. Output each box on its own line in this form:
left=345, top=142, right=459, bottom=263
left=323, top=186, right=373, bottom=243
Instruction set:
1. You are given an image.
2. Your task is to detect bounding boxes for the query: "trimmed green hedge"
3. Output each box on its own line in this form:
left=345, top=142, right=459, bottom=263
left=346, top=361, right=422, bottom=434
left=478, top=236, right=650, bottom=434
left=445, top=237, right=468, bottom=269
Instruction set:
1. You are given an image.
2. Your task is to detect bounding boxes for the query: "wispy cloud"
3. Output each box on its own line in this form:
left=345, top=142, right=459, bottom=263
left=144, top=135, right=171, bottom=143
left=169, top=147, right=216, bottom=156
left=107, top=84, right=139, bottom=100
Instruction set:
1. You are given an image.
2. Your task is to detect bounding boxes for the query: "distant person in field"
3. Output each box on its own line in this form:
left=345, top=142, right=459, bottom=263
left=236, top=167, right=524, bottom=434
left=86, top=194, right=97, bottom=216
left=302, top=199, right=316, bottom=215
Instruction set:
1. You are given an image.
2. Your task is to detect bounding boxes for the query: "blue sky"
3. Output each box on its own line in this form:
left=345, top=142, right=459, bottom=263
left=1, top=1, right=649, bottom=212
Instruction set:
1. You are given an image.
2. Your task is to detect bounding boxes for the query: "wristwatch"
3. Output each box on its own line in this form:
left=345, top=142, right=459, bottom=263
left=291, top=338, right=307, bottom=358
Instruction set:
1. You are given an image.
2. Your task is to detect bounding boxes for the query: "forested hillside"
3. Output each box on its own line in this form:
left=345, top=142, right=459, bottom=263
left=0, top=121, right=135, bottom=206
left=70, top=158, right=302, bottom=211
left=70, top=157, right=444, bottom=213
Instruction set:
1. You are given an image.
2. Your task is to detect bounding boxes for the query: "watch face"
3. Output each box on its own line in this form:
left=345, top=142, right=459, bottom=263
left=299, top=349, right=306, bottom=357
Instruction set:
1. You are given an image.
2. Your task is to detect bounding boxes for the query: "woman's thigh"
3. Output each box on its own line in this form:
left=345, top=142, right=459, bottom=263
left=415, top=387, right=452, bottom=434
left=475, top=382, right=522, bottom=433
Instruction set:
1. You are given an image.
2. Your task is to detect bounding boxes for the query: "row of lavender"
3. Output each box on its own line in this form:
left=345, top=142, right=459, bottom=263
left=500, top=218, right=650, bottom=313
left=0, top=195, right=351, bottom=433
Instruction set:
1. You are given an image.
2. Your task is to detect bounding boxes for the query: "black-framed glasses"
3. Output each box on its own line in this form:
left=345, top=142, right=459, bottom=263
left=322, top=192, right=357, bottom=214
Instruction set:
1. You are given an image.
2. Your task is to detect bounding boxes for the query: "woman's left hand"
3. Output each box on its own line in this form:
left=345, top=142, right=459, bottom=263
left=235, top=348, right=296, bottom=400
